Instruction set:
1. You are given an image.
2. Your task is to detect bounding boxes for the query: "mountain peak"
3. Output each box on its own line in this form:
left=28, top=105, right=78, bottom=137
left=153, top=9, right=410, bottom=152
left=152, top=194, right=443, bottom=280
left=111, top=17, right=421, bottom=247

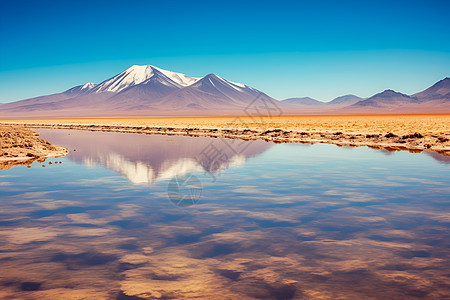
left=126, top=64, right=159, bottom=72
left=434, top=77, right=450, bottom=87
left=81, top=82, right=96, bottom=90
left=92, top=65, right=198, bottom=93
left=64, top=82, right=97, bottom=95
left=377, top=89, right=408, bottom=97
left=411, top=76, right=450, bottom=101
left=197, top=73, right=248, bottom=90
left=193, top=73, right=242, bottom=88
left=328, top=94, right=362, bottom=106
left=282, top=97, right=325, bottom=106
left=204, top=73, right=219, bottom=78
left=198, top=73, right=225, bottom=82
left=124, top=64, right=163, bottom=77
left=351, top=88, right=413, bottom=108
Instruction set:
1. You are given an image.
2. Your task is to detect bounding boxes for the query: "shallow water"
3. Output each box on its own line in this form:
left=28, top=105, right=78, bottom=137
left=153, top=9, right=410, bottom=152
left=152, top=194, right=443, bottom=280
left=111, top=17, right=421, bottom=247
left=0, top=129, right=449, bottom=299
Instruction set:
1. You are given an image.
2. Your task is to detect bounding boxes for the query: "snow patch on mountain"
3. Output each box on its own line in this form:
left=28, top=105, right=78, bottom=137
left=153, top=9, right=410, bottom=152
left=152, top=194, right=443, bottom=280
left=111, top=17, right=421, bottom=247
left=81, top=82, right=97, bottom=91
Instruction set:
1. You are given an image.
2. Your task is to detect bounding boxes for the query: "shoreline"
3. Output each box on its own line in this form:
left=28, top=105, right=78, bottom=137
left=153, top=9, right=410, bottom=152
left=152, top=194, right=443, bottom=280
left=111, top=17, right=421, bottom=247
left=0, top=126, right=68, bottom=170
left=3, top=122, right=449, bottom=157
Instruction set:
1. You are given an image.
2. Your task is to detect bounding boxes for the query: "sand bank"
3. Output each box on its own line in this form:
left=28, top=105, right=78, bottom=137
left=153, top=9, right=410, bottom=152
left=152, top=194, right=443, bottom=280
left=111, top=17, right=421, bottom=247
left=0, top=126, right=68, bottom=170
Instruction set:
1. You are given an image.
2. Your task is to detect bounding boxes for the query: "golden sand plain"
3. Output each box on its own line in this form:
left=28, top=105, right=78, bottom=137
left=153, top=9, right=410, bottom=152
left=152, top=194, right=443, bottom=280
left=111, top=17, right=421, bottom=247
left=1, top=114, right=449, bottom=155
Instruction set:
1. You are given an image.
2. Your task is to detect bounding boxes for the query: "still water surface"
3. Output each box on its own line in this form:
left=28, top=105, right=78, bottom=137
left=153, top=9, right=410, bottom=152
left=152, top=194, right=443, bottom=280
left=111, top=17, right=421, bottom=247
left=0, top=129, right=449, bottom=299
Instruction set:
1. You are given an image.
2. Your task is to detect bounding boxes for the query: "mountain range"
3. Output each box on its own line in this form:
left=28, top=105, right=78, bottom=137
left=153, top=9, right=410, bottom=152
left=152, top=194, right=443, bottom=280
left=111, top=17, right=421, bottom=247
left=0, top=65, right=449, bottom=117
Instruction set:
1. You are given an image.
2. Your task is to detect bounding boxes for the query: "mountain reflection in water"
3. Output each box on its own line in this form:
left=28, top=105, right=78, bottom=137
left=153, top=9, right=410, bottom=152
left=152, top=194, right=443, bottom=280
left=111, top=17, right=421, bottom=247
left=37, top=129, right=272, bottom=184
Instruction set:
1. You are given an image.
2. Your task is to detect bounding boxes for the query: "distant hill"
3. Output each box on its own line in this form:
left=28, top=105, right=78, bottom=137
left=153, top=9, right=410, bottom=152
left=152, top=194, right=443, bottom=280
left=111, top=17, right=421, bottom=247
left=412, top=77, right=450, bottom=102
left=350, top=90, right=416, bottom=108
left=281, top=97, right=325, bottom=106
left=328, top=94, right=363, bottom=106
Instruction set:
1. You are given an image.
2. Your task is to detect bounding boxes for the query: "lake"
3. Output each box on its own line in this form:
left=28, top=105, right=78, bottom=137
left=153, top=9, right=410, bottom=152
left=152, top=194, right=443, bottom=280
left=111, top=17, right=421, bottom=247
left=0, top=129, right=449, bottom=299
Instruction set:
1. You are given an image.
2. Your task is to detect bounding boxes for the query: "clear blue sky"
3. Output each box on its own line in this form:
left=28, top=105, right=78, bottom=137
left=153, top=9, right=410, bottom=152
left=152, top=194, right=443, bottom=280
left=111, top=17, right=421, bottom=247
left=1, top=0, right=449, bottom=103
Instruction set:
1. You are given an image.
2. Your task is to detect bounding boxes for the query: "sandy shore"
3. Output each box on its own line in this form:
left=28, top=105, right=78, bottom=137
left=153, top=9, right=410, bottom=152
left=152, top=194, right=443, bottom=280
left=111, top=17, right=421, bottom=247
left=0, top=126, right=68, bottom=170
left=1, top=114, right=449, bottom=156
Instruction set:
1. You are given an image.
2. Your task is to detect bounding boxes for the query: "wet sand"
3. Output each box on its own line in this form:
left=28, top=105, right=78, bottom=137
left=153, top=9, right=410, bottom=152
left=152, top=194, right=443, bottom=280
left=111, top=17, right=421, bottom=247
left=0, top=126, right=68, bottom=170
left=1, top=114, right=449, bottom=156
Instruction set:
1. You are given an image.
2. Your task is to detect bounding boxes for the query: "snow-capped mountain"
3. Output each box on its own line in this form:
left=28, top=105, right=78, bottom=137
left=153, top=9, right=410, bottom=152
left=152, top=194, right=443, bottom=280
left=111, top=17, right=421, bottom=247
left=91, top=65, right=198, bottom=94
left=0, top=65, right=448, bottom=117
left=0, top=65, right=275, bottom=116
left=66, top=82, right=97, bottom=95
left=190, top=74, right=260, bottom=104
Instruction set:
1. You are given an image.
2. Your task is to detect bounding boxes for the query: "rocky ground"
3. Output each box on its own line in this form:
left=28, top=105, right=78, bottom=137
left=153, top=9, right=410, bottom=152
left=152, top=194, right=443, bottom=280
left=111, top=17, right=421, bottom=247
left=0, top=126, right=68, bottom=170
